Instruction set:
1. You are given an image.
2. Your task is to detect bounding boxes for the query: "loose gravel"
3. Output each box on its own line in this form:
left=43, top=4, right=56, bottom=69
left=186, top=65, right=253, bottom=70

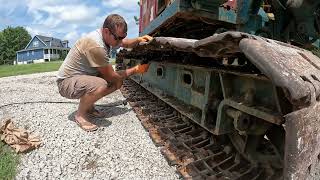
left=0, top=72, right=179, bottom=180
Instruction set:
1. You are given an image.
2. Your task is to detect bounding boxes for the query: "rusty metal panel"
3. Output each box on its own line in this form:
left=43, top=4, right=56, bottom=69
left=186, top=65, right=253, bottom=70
left=140, top=36, right=196, bottom=51
left=193, top=31, right=248, bottom=57
left=140, top=0, right=158, bottom=34
left=239, top=38, right=320, bottom=107
left=284, top=102, right=320, bottom=180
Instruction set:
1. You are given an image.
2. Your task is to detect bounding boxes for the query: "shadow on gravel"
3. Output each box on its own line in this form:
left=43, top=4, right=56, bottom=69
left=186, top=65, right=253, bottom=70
left=67, top=111, right=112, bottom=128
left=67, top=106, right=131, bottom=128
left=98, top=106, right=132, bottom=118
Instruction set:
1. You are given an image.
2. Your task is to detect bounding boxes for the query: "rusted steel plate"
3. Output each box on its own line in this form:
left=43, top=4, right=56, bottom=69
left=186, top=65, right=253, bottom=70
left=193, top=31, right=248, bottom=57
left=284, top=102, right=320, bottom=180
left=133, top=37, right=196, bottom=52
left=239, top=38, right=320, bottom=107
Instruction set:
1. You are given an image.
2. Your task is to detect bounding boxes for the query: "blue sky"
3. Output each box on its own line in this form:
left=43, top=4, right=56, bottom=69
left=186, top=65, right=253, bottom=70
left=0, top=0, right=140, bottom=46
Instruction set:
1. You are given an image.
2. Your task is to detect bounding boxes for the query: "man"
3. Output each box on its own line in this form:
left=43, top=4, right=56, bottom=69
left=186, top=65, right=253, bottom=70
left=57, top=14, right=152, bottom=131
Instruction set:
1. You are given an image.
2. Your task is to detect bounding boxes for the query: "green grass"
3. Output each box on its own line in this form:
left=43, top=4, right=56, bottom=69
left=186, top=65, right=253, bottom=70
left=0, top=141, right=19, bottom=179
left=0, top=61, right=63, bottom=78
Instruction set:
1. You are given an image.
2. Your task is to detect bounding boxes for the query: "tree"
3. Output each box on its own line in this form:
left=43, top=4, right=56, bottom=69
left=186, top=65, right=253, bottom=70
left=0, top=27, right=31, bottom=65
left=134, top=16, right=139, bottom=25
left=134, top=1, right=140, bottom=25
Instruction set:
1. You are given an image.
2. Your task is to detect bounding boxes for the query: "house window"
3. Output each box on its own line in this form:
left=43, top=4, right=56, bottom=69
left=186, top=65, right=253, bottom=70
left=33, top=41, right=39, bottom=47
left=27, top=51, right=29, bottom=56
left=44, top=49, right=48, bottom=54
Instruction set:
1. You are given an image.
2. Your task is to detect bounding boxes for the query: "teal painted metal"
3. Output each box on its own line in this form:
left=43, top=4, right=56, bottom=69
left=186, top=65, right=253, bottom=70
left=135, top=62, right=208, bottom=110
left=140, top=0, right=184, bottom=36
left=217, top=0, right=269, bottom=34
left=215, top=99, right=283, bottom=135
left=128, top=60, right=282, bottom=135
left=219, top=73, right=278, bottom=110
left=191, top=0, right=223, bottom=12
left=218, top=7, right=237, bottom=24
left=141, top=0, right=271, bottom=38
left=141, top=0, right=320, bottom=46
left=141, top=0, right=221, bottom=36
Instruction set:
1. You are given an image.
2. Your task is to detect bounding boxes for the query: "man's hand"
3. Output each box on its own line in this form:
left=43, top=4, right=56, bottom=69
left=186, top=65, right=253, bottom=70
left=122, top=35, right=153, bottom=48
left=134, top=64, right=150, bottom=74
left=137, top=35, right=153, bottom=43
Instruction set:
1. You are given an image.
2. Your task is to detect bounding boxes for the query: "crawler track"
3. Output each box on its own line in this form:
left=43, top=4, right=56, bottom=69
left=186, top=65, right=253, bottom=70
left=121, top=79, right=279, bottom=179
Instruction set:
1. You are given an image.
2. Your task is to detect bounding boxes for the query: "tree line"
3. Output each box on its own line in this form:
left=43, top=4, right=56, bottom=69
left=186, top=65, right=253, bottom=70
left=0, top=27, right=31, bottom=65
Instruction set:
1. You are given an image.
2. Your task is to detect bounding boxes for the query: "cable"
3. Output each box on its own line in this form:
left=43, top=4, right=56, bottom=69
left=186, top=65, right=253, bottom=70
left=0, top=100, right=128, bottom=109
left=275, top=0, right=286, bottom=10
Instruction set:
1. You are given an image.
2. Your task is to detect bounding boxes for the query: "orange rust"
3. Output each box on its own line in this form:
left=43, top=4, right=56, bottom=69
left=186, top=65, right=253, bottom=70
left=149, top=128, right=165, bottom=145
left=161, top=146, right=180, bottom=165
left=177, top=166, right=193, bottom=179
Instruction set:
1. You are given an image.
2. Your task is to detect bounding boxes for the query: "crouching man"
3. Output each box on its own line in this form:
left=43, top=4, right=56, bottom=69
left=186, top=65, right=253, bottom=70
left=56, top=14, right=152, bottom=131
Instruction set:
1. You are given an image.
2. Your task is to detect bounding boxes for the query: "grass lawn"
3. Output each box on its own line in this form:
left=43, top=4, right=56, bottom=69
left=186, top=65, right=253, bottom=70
left=0, top=61, right=63, bottom=78
left=0, top=141, right=19, bottom=179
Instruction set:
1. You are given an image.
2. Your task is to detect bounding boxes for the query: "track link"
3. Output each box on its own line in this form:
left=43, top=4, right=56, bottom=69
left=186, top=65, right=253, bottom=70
left=121, top=79, right=274, bottom=179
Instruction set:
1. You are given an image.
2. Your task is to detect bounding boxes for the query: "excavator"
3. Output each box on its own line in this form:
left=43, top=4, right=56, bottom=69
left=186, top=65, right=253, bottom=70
left=116, top=0, right=320, bottom=179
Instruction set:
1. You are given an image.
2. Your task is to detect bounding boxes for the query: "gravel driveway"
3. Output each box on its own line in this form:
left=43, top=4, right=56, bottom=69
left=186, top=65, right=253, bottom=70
left=0, top=72, right=178, bottom=179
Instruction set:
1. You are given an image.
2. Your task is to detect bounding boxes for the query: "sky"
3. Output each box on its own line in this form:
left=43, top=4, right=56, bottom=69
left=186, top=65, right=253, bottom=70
left=0, top=0, right=140, bottom=46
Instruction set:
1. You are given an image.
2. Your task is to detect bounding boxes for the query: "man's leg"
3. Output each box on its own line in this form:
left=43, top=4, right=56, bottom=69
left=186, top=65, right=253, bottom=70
left=57, top=75, right=120, bottom=131
left=75, top=84, right=118, bottom=129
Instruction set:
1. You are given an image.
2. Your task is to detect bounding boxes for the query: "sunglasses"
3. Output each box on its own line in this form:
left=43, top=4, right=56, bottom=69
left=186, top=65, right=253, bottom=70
left=108, top=28, right=126, bottom=41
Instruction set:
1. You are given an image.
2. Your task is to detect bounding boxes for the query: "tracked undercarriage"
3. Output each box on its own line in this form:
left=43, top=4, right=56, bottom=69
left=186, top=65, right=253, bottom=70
left=121, top=79, right=282, bottom=179
left=117, top=32, right=320, bottom=179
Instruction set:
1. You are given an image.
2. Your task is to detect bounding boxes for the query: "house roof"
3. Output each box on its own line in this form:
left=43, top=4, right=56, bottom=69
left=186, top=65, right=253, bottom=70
left=36, top=35, right=67, bottom=48
left=18, top=35, right=70, bottom=53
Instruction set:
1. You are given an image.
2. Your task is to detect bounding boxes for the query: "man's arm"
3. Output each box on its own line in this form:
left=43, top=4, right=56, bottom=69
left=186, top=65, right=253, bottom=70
left=121, top=35, right=153, bottom=48
left=97, top=65, right=128, bottom=90
left=97, top=64, right=150, bottom=89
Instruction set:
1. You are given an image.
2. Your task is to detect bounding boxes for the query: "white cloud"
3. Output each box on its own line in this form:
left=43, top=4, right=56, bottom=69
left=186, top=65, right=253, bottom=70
left=42, top=16, right=62, bottom=28
left=42, top=5, right=99, bottom=23
left=102, top=0, right=140, bottom=11
left=0, top=0, right=142, bottom=46
left=26, top=0, right=100, bottom=27
left=26, top=0, right=79, bottom=10
left=0, top=0, right=25, bottom=9
left=81, top=32, right=89, bottom=37
left=86, top=15, right=106, bottom=29
left=31, top=11, right=45, bottom=22
left=25, top=26, right=53, bottom=37
left=22, top=0, right=103, bottom=45
left=63, top=31, right=80, bottom=43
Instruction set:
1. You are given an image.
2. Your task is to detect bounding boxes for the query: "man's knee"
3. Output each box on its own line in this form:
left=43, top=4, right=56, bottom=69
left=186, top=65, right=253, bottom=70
left=95, top=86, right=110, bottom=96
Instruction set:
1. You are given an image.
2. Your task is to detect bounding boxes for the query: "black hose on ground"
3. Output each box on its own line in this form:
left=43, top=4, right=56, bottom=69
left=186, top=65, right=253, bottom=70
left=0, top=100, right=128, bottom=109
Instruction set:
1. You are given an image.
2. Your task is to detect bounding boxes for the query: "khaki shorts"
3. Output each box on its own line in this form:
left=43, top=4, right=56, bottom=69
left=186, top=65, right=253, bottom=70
left=57, top=75, right=108, bottom=99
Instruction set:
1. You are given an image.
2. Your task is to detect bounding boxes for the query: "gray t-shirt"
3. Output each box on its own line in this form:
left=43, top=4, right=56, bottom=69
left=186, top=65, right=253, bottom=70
left=57, top=29, right=110, bottom=79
